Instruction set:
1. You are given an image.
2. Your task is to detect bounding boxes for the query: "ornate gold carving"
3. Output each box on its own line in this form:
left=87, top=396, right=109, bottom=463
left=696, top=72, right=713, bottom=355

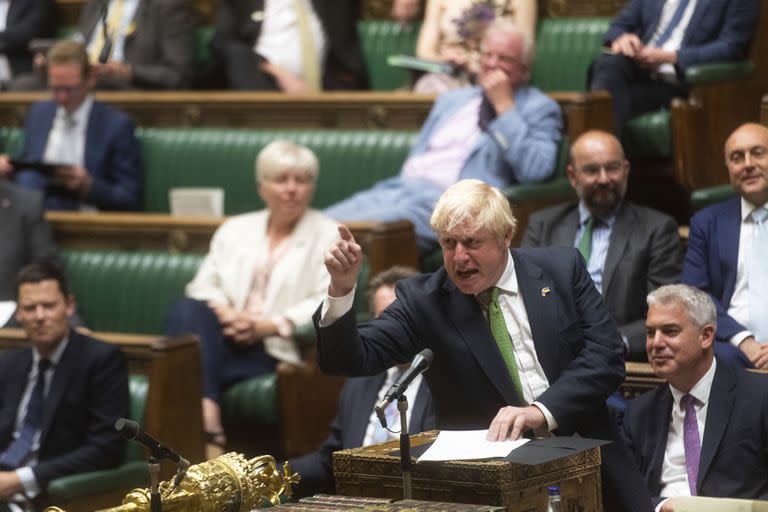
left=44, top=453, right=299, bottom=512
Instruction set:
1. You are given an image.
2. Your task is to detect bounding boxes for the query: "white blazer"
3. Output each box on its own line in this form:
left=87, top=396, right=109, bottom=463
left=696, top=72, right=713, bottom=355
left=186, top=209, right=339, bottom=365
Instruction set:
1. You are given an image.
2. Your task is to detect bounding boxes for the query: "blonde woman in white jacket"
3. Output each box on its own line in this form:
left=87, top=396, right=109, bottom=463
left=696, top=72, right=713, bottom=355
left=166, top=140, right=339, bottom=454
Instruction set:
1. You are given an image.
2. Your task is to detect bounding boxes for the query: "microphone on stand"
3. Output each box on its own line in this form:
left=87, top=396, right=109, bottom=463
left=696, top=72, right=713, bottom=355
left=374, top=349, right=433, bottom=428
left=115, top=418, right=190, bottom=487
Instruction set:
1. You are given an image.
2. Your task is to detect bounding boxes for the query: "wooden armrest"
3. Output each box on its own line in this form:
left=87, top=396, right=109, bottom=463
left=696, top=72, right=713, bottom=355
left=548, top=90, right=614, bottom=141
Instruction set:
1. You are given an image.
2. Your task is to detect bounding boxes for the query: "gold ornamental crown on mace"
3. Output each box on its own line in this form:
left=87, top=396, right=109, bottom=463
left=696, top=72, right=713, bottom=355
left=45, top=452, right=299, bottom=512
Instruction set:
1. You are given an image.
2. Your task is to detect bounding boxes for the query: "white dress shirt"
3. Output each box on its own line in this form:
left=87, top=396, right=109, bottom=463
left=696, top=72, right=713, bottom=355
left=321, top=252, right=558, bottom=431
left=254, top=0, right=327, bottom=83
left=727, top=198, right=767, bottom=346
left=8, top=338, right=70, bottom=507
left=362, top=367, right=423, bottom=446
left=43, top=95, right=93, bottom=168
left=657, top=358, right=715, bottom=508
left=648, top=0, right=699, bottom=79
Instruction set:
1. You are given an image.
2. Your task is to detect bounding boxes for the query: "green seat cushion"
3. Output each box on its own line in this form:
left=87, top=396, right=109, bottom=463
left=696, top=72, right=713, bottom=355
left=61, top=250, right=202, bottom=334
left=623, top=110, right=672, bottom=158
left=531, top=18, right=612, bottom=92
left=125, top=375, right=149, bottom=461
left=221, top=373, right=278, bottom=426
left=139, top=128, right=417, bottom=214
left=196, top=26, right=215, bottom=66
left=0, top=127, right=23, bottom=154
left=691, top=184, right=735, bottom=211
left=357, top=20, right=420, bottom=91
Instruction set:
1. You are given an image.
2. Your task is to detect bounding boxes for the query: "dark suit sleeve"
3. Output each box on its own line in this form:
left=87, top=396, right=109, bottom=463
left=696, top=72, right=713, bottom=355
left=535, top=250, right=626, bottom=434
left=520, top=212, right=545, bottom=248
left=676, top=0, right=760, bottom=70
left=0, top=0, right=55, bottom=54
left=83, top=113, right=142, bottom=211
left=33, top=344, right=129, bottom=487
left=318, top=0, right=368, bottom=90
left=602, top=0, right=644, bottom=45
left=619, top=214, right=681, bottom=354
left=130, top=0, right=195, bottom=89
left=22, top=186, right=58, bottom=264
left=682, top=211, right=746, bottom=342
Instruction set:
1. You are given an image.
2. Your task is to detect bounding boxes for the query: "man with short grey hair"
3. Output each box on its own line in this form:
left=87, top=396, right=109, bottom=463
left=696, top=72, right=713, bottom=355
left=622, top=283, right=768, bottom=511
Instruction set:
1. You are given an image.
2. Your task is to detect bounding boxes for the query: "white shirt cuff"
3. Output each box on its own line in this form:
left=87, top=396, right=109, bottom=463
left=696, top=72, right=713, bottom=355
left=270, top=315, right=294, bottom=338
left=319, top=284, right=357, bottom=327
left=655, top=498, right=668, bottom=512
left=16, top=466, right=41, bottom=498
left=732, top=330, right=754, bottom=348
left=532, top=401, right=558, bottom=432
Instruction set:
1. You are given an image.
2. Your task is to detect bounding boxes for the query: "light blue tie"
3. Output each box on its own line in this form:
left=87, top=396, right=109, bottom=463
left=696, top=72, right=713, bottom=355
left=655, top=0, right=691, bottom=47
left=749, top=207, right=768, bottom=342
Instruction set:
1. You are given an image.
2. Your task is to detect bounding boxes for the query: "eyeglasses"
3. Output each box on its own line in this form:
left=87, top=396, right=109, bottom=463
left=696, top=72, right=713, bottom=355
left=578, top=161, right=626, bottom=176
left=479, top=50, right=526, bottom=67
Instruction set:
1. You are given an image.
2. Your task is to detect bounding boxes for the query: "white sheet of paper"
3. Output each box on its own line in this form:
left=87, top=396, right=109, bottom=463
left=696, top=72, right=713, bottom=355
left=417, top=429, right=530, bottom=462
left=0, top=301, right=16, bottom=327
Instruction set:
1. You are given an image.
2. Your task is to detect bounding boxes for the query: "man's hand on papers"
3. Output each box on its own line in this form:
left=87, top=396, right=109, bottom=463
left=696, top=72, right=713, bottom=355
left=486, top=405, right=546, bottom=441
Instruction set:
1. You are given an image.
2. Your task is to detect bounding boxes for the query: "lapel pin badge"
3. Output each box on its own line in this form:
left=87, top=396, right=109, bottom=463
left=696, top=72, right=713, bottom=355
left=540, top=287, right=551, bottom=297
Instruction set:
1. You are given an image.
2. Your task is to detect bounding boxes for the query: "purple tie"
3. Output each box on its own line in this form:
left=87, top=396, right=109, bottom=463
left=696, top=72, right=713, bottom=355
left=681, top=394, right=700, bottom=495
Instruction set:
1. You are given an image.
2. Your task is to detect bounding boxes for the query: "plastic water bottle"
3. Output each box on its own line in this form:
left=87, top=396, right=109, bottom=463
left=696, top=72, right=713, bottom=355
left=546, top=485, right=563, bottom=512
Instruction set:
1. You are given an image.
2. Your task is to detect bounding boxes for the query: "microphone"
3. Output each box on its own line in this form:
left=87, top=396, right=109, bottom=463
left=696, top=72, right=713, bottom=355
left=115, top=418, right=190, bottom=484
left=374, top=349, right=433, bottom=428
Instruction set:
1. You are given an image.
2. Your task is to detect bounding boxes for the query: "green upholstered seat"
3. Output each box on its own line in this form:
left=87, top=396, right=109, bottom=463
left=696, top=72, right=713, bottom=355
left=623, top=110, right=673, bottom=158
left=530, top=18, right=612, bottom=93
left=139, top=128, right=417, bottom=214
left=691, top=184, right=736, bottom=211
left=60, top=249, right=202, bottom=334
left=357, top=20, right=420, bottom=91
left=0, top=126, right=23, bottom=154
left=46, top=375, right=150, bottom=502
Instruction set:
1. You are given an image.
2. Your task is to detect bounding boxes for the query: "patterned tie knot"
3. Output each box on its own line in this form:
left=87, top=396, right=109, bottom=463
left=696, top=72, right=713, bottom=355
left=489, top=286, right=500, bottom=303
left=680, top=393, right=696, bottom=411
left=752, top=207, right=768, bottom=224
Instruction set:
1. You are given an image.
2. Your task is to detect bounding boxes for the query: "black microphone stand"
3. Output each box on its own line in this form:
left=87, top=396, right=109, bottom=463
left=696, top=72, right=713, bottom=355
left=397, top=395, right=412, bottom=499
left=148, top=456, right=162, bottom=512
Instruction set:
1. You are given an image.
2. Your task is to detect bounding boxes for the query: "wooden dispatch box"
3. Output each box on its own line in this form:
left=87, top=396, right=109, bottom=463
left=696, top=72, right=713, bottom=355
left=333, top=431, right=602, bottom=512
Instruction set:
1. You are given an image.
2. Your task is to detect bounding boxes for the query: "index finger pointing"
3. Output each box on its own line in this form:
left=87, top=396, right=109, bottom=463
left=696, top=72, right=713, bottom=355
left=338, top=224, right=355, bottom=243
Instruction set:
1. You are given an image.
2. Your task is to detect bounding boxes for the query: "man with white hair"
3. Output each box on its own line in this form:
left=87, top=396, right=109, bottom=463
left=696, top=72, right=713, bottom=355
left=317, top=179, right=651, bottom=512
left=622, top=284, right=768, bottom=511
left=325, top=19, right=562, bottom=252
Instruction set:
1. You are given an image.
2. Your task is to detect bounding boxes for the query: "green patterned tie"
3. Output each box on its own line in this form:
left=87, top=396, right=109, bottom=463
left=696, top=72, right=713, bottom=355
left=577, top=216, right=594, bottom=263
left=489, top=287, right=524, bottom=400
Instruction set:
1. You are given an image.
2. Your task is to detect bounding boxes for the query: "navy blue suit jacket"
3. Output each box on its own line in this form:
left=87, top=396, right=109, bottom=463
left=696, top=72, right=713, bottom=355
left=13, top=100, right=142, bottom=211
left=0, top=331, right=129, bottom=503
left=682, top=198, right=745, bottom=342
left=315, top=247, right=652, bottom=512
left=621, top=360, right=768, bottom=501
left=603, top=0, right=759, bottom=73
left=288, top=374, right=435, bottom=498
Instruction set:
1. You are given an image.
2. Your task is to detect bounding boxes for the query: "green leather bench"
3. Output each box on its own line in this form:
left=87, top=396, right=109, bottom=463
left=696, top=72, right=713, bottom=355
left=139, top=128, right=417, bottom=215
left=357, top=20, right=420, bottom=91
left=691, top=184, right=736, bottom=211
left=45, top=375, right=149, bottom=505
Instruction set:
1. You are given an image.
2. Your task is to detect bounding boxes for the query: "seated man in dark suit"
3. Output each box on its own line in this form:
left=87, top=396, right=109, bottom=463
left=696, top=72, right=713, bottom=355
left=9, top=0, right=195, bottom=91
left=0, top=0, right=55, bottom=89
left=317, top=179, right=652, bottom=511
left=0, top=181, right=58, bottom=308
left=522, top=130, right=681, bottom=360
left=208, top=0, right=368, bottom=91
left=682, top=123, right=768, bottom=368
left=0, top=40, right=142, bottom=211
left=0, top=262, right=129, bottom=511
left=622, top=284, right=768, bottom=511
left=589, top=0, right=760, bottom=137
left=288, top=266, right=436, bottom=498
